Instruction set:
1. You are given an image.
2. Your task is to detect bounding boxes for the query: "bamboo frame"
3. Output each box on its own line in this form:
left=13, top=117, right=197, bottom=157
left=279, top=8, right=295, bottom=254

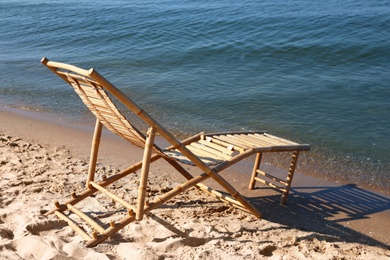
left=249, top=150, right=302, bottom=205
left=87, top=119, right=103, bottom=188
left=249, top=153, right=262, bottom=190
left=54, top=211, right=92, bottom=241
left=281, top=151, right=300, bottom=205
left=41, top=57, right=310, bottom=247
left=67, top=204, right=105, bottom=234
left=136, top=127, right=156, bottom=220
left=89, top=181, right=136, bottom=212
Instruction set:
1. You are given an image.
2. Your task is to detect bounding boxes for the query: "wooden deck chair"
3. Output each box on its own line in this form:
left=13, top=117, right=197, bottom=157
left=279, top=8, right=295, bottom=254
left=41, top=57, right=310, bottom=247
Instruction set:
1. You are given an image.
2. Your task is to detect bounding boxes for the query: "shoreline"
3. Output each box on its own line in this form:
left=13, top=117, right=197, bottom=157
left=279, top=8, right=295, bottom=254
left=1, top=106, right=389, bottom=258
left=3, top=101, right=389, bottom=195
left=2, top=105, right=389, bottom=193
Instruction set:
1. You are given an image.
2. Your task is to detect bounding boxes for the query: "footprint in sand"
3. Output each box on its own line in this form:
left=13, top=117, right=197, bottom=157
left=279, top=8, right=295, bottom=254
left=0, top=227, right=14, bottom=239
left=259, top=244, right=277, bottom=257
left=25, top=220, right=67, bottom=235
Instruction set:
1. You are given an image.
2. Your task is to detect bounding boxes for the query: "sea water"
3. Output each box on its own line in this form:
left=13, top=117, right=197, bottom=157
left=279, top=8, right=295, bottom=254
left=0, top=0, right=389, bottom=191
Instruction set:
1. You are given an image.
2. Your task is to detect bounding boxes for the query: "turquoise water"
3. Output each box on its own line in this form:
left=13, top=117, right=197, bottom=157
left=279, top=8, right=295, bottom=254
left=0, top=0, right=389, bottom=191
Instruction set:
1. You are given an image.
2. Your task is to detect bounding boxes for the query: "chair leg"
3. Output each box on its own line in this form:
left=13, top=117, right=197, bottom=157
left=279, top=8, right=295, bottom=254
left=136, top=127, right=157, bottom=220
left=208, top=169, right=262, bottom=218
left=248, top=153, right=262, bottom=190
left=281, top=151, right=299, bottom=205
left=163, top=157, right=252, bottom=213
left=87, top=119, right=103, bottom=188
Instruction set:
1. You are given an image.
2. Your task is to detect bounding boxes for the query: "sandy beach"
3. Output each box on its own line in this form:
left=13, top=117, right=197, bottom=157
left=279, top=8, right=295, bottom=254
left=1, top=107, right=389, bottom=259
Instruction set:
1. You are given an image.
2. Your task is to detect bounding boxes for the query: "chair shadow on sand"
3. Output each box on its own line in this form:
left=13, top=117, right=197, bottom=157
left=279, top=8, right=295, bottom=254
left=98, top=182, right=390, bottom=249
left=249, top=183, right=390, bottom=248
left=102, top=182, right=390, bottom=251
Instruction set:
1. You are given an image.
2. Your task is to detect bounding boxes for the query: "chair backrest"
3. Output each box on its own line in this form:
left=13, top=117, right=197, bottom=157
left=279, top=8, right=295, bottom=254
left=41, top=57, right=214, bottom=173
left=41, top=57, right=148, bottom=148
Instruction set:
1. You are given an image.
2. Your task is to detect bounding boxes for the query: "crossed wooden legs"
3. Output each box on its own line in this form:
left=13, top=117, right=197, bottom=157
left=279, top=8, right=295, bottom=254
left=45, top=123, right=261, bottom=247
left=45, top=121, right=300, bottom=247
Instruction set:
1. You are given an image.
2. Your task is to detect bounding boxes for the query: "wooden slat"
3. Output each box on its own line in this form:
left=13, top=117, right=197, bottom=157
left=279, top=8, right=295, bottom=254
left=190, top=142, right=232, bottom=160
left=88, top=98, right=109, bottom=108
left=252, top=134, right=286, bottom=146
left=120, top=132, right=138, bottom=140
left=104, top=121, right=130, bottom=133
left=228, top=134, right=258, bottom=147
left=212, top=135, right=249, bottom=150
left=164, top=150, right=219, bottom=166
left=99, top=111, right=123, bottom=124
left=213, top=135, right=250, bottom=149
left=120, top=132, right=142, bottom=141
left=99, top=123, right=120, bottom=135
left=232, top=134, right=269, bottom=147
left=117, top=131, right=142, bottom=143
left=249, top=134, right=283, bottom=146
left=254, top=145, right=307, bottom=152
left=92, top=111, right=145, bottom=143
left=102, top=123, right=130, bottom=138
left=204, top=131, right=268, bottom=137
left=187, top=144, right=220, bottom=157
left=54, top=211, right=91, bottom=241
left=99, top=93, right=117, bottom=107
left=74, top=83, right=94, bottom=92
left=253, top=133, right=291, bottom=146
left=67, top=204, right=105, bottom=234
left=103, top=119, right=129, bottom=130
left=80, top=86, right=98, bottom=95
left=237, top=134, right=274, bottom=147
left=86, top=104, right=111, bottom=114
left=164, top=150, right=194, bottom=165
left=87, top=89, right=131, bottom=129
left=256, top=170, right=287, bottom=186
left=88, top=97, right=111, bottom=107
left=186, top=145, right=226, bottom=162
left=57, top=70, right=92, bottom=82
left=100, top=112, right=128, bottom=126
left=198, top=140, right=234, bottom=155
left=94, top=106, right=116, bottom=115
left=206, top=137, right=244, bottom=152
left=264, top=133, right=299, bottom=145
left=254, top=177, right=286, bottom=192
left=94, top=103, right=128, bottom=122
left=77, top=89, right=97, bottom=100
left=81, top=88, right=99, bottom=97
left=79, top=82, right=96, bottom=90
left=236, top=134, right=280, bottom=147
left=99, top=116, right=126, bottom=128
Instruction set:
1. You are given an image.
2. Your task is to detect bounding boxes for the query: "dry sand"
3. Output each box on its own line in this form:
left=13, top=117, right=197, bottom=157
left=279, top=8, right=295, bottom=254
left=0, top=107, right=389, bottom=259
